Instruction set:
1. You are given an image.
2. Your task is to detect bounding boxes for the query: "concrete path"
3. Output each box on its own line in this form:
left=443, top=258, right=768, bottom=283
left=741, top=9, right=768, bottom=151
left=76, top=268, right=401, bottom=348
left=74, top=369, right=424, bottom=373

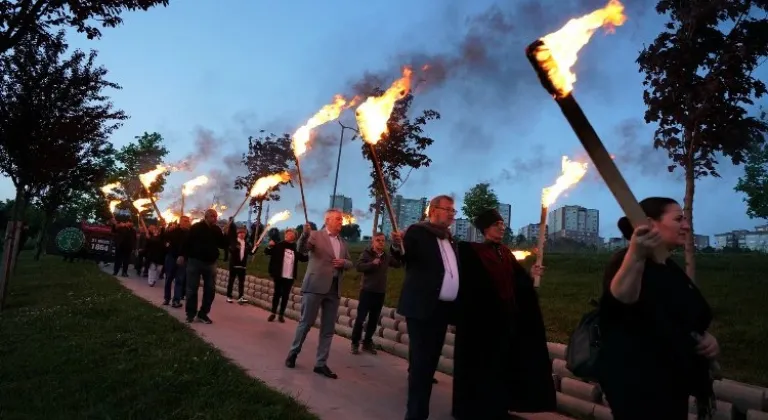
left=107, top=268, right=572, bottom=420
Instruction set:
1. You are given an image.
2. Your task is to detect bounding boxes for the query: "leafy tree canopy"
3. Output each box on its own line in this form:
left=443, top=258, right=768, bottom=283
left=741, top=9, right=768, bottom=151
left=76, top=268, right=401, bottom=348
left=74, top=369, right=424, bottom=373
left=735, top=141, right=768, bottom=219
left=236, top=131, right=295, bottom=221
left=461, top=183, right=499, bottom=225
left=340, top=223, right=361, bottom=242
left=0, top=0, right=170, bottom=54
left=113, top=132, right=169, bottom=200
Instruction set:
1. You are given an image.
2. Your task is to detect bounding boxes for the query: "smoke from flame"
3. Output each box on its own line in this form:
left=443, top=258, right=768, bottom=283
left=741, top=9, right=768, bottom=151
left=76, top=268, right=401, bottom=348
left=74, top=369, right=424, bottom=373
left=182, top=175, right=209, bottom=196
left=355, top=67, right=413, bottom=145
left=542, top=156, right=589, bottom=207
left=249, top=172, right=291, bottom=198
left=267, top=210, right=291, bottom=226
left=533, top=0, right=626, bottom=97
left=292, top=95, right=351, bottom=157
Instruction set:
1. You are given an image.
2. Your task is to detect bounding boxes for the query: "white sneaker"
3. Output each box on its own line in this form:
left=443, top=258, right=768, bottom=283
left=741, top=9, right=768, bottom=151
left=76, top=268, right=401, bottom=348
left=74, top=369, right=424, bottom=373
left=238, top=297, right=247, bottom=304
left=226, top=297, right=233, bottom=303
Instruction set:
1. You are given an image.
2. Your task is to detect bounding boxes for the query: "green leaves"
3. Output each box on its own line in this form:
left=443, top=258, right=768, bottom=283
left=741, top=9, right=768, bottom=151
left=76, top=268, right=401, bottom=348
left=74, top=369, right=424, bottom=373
left=735, top=141, right=768, bottom=219
left=461, top=183, right=499, bottom=224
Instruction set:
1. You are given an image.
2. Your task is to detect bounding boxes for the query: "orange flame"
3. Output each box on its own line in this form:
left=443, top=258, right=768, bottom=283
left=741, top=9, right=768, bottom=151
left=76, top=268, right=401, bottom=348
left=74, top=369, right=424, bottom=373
left=160, top=209, right=180, bottom=223
left=292, top=95, right=349, bottom=157
left=210, top=203, right=228, bottom=212
left=182, top=175, right=209, bottom=196
left=267, top=210, right=291, bottom=226
left=249, top=172, right=291, bottom=198
left=132, top=198, right=152, bottom=212
left=342, top=214, right=356, bottom=226
left=355, top=67, right=413, bottom=145
left=139, top=165, right=167, bottom=189
left=101, top=182, right=122, bottom=196
left=108, top=200, right=121, bottom=214
left=542, top=156, right=589, bottom=207
left=533, top=0, right=626, bottom=97
left=511, top=250, right=532, bottom=261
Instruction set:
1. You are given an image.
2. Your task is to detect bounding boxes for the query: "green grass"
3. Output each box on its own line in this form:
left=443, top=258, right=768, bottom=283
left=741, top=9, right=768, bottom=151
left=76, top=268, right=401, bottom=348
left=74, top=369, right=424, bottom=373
left=0, top=256, right=318, bottom=420
left=231, top=245, right=768, bottom=387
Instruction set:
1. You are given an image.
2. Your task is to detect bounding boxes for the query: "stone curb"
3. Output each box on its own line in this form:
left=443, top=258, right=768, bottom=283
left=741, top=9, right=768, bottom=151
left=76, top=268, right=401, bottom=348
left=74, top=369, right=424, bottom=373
left=214, top=270, right=768, bottom=419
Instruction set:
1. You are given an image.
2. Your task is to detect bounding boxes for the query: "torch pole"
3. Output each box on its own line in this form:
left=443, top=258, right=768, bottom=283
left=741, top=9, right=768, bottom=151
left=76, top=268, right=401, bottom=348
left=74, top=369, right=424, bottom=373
left=232, top=194, right=250, bottom=220
left=251, top=224, right=272, bottom=253
left=368, top=144, right=398, bottom=233
left=525, top=40, right=667, bottom=263
left=534, top=204, right=548, bottom=288
left=143, top=186, right=164, bottom=223
left=180, top=194, right=185, bottom=217
left=331, top=123, right=346, bottom=201
left=294, top=157, right=310, bottom=224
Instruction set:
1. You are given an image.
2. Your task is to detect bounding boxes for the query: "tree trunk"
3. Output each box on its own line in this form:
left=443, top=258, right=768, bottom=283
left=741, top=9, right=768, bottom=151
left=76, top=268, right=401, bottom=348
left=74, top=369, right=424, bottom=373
left=684, top=160, right=697, bottom=282
left=0, top=188, right=27, bottom=311
left=34, top=210, right=52, bottom=261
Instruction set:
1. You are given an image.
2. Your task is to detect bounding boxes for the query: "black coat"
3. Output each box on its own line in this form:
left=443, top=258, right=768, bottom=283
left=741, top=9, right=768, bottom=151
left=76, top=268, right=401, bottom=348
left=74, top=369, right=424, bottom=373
left=144, top=234, right=165, bottom=265
left=452, top=241, right=556, bottom=419
left=392, top=223, right=459, bottom=321
left=264, top=241, right=308, bottom=280
left=228, top=239, right=253, bottom=268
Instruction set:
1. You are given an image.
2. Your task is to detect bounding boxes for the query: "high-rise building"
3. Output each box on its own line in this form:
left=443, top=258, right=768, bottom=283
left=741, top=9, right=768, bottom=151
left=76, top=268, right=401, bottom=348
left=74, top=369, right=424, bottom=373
left=452, top=218, right=472, bottom=241
left=329, top=194, right=353, bottom=214
left=518, top=223, right=545, bottom=242
left=693, top=234, right=710, bottom=249
left=547, top=205, right=600, bottom=246
left=381, top=195, right=428, bottom=236
left=497, top=203, right=512, bottom=229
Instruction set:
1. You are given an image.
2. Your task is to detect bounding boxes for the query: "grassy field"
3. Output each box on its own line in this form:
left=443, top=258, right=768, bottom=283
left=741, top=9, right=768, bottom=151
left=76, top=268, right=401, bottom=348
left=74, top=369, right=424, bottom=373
left=0, top=256, right=318, bottom=420
left=227, top=244, right=768, bottom=387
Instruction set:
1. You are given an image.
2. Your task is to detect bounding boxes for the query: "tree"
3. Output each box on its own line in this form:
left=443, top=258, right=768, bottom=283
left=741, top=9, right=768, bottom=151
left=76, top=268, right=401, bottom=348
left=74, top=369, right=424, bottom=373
left=515, top=234, right=527, bottom=246
left=502, top=227, right=514, bottom=245
left=112, top=132, right=169, bottom=210
left=340, top=223, right=361, bottom=242
left=0, top=0, right=170, bottom=55
left=360, top=92, right=440, bottom=235
left=461, top=183, right=499, bottom=224
left=294, top=222, right=317, bottom=237
left=636, top=1, right=768, bottom=280
left=236, top=131, right=294, bottom=225
left=735, top=141, right=768, bottom=219
left=0, top=30, right=126, bottom=308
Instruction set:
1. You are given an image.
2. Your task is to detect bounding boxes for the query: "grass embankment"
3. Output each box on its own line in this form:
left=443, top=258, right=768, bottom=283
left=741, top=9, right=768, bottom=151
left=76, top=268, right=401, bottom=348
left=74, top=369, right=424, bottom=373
left=0, top=256, right=318, bottom=420
left=227, top=245, right=768, bottom=387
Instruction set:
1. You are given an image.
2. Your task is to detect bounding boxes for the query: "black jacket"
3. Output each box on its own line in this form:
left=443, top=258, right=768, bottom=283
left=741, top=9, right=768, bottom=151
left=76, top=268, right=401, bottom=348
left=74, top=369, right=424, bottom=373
left=164, top=227, right=189, bottom=256
left=111, top=225, right=136, bottom=251
left=265, top=241, right=308, bottom=280
left=179, top=221, right=228, bottom=264
left=228, top=238, right=254, bottom=269
left=356, top=247, right=401, bottom=293
left=392, top=223, right=459, bottom=320
left=144, top=234, right=166, bottom=265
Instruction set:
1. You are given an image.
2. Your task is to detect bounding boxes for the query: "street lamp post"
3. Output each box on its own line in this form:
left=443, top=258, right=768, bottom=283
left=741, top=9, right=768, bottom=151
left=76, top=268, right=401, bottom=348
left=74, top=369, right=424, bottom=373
left=330, top=121, right=358, bottom=204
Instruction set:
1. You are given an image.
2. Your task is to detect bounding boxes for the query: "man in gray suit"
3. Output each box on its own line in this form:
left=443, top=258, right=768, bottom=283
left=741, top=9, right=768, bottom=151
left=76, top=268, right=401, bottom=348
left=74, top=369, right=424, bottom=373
left=285, top=208, right=353, bottom=379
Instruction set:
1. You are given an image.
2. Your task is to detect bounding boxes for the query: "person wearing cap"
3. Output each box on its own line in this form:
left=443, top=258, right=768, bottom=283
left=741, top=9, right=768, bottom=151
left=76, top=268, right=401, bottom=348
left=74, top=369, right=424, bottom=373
left=451, top=207, right=556, bottom=420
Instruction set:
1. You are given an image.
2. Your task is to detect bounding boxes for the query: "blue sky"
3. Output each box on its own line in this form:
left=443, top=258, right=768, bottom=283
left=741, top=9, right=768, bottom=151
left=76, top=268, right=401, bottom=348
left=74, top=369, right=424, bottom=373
left=1, top=0, right=765, bottom=238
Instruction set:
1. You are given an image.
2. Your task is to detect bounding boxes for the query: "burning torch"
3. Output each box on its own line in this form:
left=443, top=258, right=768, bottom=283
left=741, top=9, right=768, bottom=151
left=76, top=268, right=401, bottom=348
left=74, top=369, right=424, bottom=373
left=138, top=165, right=167, bottom=222
left=291, top=95, right=351, bottom=224
left=355, top=67, right=413, bottom=236
left=534, top=156, right=589, bottom=287
left=100, top=182, right=124, bottom=216
left=251, top=210, right=292, bottom=254
left=181, top=175, right=209, bottom=216
left=231, top=172, right=291, bottom=220
left=525, top=0, right=667, bottom=262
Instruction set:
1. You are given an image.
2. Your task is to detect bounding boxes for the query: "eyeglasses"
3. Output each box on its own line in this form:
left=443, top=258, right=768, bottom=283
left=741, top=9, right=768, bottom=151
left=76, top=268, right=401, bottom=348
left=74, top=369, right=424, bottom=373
left=434, top=206, right=457, bottom=215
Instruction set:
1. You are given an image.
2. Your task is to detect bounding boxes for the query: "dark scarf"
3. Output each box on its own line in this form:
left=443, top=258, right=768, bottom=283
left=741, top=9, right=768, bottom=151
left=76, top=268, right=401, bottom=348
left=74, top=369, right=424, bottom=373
left=470, top=241, right=516, bottom=303
left=413, top=221, right=452, bottom=240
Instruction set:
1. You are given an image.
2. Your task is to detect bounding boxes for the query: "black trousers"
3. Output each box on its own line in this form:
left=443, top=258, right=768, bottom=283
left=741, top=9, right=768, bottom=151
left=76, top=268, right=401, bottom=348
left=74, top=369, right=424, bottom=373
left=185, top=258, right=216, bottom=318
left=351, top=290, right=385, bottom=345
left=405, top=301, right=452, bottom=420
left=226, top=267, right=245, bottom=298
left=271, top=277, right=293, bottom=315
left=112, top=250, right=130, bottom=275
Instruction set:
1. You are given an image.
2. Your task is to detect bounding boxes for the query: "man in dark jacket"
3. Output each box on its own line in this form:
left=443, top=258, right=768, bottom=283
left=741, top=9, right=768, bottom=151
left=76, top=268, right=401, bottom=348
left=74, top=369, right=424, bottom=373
left=164, top=216, right=191, bottom=307
left=111, top=219, right=136, bottom=277
left=391, top=194, right=457, bottom=420
left=178, top=209, right=228, bottom=324
left=351, top=231, right=401, bottom=354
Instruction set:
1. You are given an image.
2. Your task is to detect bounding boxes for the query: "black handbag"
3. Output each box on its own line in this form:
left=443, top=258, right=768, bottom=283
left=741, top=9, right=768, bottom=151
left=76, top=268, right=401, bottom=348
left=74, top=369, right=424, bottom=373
left=565, top=299, right=601, bottom=380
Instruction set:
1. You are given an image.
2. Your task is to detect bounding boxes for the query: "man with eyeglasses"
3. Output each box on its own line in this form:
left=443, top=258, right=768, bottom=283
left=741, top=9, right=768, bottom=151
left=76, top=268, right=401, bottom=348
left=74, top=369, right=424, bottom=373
left=391, top=194, right=458, bottom=420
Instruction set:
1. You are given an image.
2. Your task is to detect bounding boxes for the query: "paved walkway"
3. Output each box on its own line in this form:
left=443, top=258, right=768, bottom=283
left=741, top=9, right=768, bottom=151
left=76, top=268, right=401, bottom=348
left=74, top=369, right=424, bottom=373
left=107, top=268, right=571, bottom=420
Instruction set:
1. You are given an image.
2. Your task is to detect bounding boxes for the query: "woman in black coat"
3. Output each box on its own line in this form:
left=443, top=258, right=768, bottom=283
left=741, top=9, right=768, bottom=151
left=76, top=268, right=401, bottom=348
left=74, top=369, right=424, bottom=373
left=452, top=209, right=556, bottom=420
left=597, top=197, right=718, bottom=419
left=264, top=228, right=308, bottom=322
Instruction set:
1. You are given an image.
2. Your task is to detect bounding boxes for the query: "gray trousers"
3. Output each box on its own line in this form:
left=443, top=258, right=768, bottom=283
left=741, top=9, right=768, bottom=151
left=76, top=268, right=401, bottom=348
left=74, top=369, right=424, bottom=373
left=288, top=291, right=340, bottom=367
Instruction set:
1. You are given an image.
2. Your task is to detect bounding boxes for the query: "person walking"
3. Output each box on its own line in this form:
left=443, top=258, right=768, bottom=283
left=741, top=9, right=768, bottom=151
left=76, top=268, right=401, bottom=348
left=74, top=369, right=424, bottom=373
left=284, top=209, right=353, bottom=379
left=226, top=225, right=251, bottom=304
left=177, top=209, right=228, bottom=324
left=163, top=216, right=190, bottom=307
left=110, top=218, right=135, bottom=277
left=264, top=227, right=307, bottom=322
left=351, top=231, right=401, bottom=355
